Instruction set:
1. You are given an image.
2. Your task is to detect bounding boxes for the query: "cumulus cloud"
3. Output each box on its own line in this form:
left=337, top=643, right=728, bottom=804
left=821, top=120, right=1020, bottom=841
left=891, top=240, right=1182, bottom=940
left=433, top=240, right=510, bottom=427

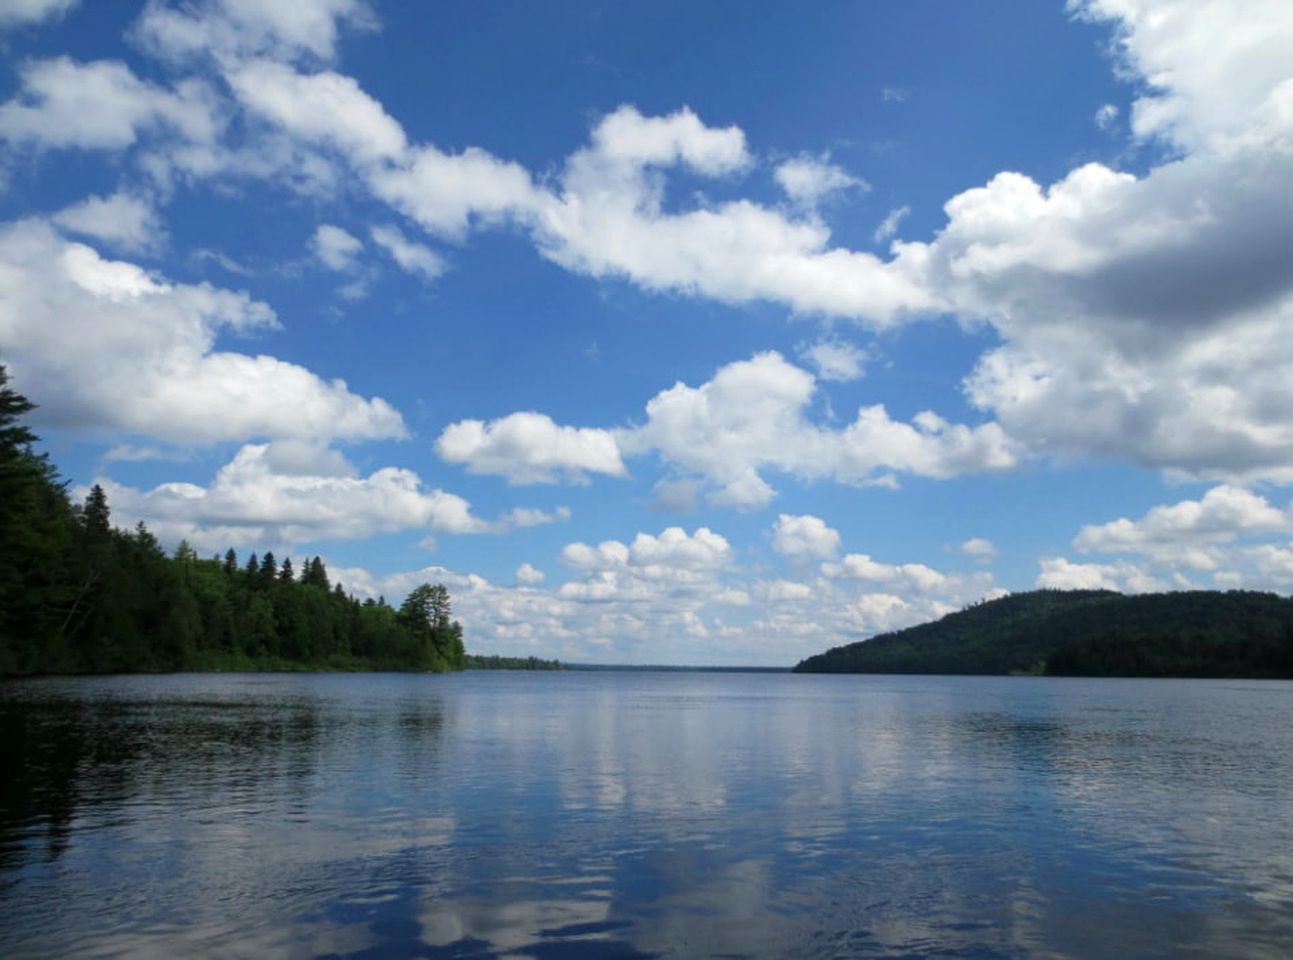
left=0, top=0, right=78, bottom=29
left=620, top=352, right=1016, bottom=506
left=436, top=412, right=627, bottom=484
left=823, top=552, right=987, bottom=596
left=1054, top=484, right=1293, bottom=590
left=0, top=56, right=221, bottom=151
left=797, top=339, right=867, bottom=381
left=90, top=442, right=572, bottom=554
left=960, top=537, right=998, bottom=561
left=1094, top=103, right=1119, bottom=130
left=310, top=223, right=362, bottom=270
left=1074, top=485, right=1290, bottom=565
left=226, top=59, right=405, bottom=164
left=134, top=0, right=377, bottom=64
left=1035, top=556, right=1166, bottom=593
left=0, top=218, right=405, bottom=443
left=774, top=154, right=866, bottom=208
left=91, top=442, right=493, bottom=551
left=438, top=352, right=1014, bottom=503
left=52, top=191, right=163, bottom=254
left=369, top=224, right=444, bottom=280
left=516, top=563, right=546, bottom=585
left=772, top=514, right=841, bottom=561
left=873, top=205, right=910, bottom=245
left=325, top=521, right=1004, bottom=665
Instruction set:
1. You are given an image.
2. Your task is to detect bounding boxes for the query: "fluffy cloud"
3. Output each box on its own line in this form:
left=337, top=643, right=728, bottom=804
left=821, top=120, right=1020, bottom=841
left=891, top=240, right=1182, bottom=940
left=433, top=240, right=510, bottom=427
left=437, top=352, right=1014, bottom=503
left=1055, top=484, right=1293, bottom=590
left=324, top=520, right=1003, bottom=664
left=797, top=339, right=867, bottom=381
left=1035, top=557, right=1167, bottom=593
left=516, top=563, right=546, bottom=585
left=0, top=218, right=404, bottom=443
left=436, top=412, right=627, bottom=484
left=0, top=0, right=78, bottom=29
left=1074, top=485, right=1290, bottom=565
left=52, top=191, right=163, bottom=254
left=960, top=537, right=997, bottom=561
left=621, top=352, right=1016, bottom=506
left=0, top=57, right=220, bottom=151
left=873, top=205, right=910, bottom=245
left=227, top=59, right=405, bottom=164
left=93, top=442, right=506, bottom=551
left=772, top=514, right=840, bottom=561
left=369, top=224, right=444, bottom=281
left=134, top=0, right=377, bottom=64
left=774, top=154, right=865, bottom=208
left=310, top=223, right=362, bottom=270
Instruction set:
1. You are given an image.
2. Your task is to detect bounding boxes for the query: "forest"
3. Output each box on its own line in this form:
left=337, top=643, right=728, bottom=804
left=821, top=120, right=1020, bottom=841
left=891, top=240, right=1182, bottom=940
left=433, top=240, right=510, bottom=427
left=0, top=364, right=464, bottom=676
left=794, top=589, right=1293, bottom=677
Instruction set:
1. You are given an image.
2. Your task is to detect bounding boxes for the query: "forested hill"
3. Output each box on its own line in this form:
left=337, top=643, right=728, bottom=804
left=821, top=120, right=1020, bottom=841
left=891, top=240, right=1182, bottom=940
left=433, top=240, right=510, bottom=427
left=0, top=364, right=465, bottom=676
left=793, top=589, right=1293, bottom=678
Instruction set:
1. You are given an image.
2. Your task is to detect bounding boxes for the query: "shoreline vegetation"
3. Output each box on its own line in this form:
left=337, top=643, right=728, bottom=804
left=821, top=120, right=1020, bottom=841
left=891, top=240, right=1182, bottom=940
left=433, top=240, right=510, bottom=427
left=794, top=589, right=1293, bottom=678
left=0, top=365, right=465, bottom=677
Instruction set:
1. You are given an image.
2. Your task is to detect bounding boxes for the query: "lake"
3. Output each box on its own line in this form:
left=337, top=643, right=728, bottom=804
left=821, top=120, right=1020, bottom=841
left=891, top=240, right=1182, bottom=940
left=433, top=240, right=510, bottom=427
left=2, top=671, right=1291, bottom=958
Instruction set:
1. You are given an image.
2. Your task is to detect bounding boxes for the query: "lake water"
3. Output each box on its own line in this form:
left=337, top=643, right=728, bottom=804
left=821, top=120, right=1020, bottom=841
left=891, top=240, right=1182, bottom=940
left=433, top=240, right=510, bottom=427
left=2, top=672, right=1292, bottom=958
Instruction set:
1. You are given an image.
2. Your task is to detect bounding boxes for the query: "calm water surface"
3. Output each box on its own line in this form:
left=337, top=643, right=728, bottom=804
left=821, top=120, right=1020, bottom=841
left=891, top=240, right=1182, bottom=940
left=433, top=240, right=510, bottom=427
left=2, top=671, right=1292, bottom=958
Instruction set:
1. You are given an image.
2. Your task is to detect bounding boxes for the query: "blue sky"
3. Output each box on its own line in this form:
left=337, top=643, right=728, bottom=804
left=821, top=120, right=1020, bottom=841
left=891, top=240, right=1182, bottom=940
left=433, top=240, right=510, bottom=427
left=3, top=0, right=1293, bottom=665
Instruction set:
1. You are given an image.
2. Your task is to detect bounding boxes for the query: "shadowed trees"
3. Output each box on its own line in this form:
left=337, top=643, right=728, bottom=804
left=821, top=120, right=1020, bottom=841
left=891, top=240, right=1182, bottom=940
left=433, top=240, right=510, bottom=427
left=0, top=363, right=465, bottom=676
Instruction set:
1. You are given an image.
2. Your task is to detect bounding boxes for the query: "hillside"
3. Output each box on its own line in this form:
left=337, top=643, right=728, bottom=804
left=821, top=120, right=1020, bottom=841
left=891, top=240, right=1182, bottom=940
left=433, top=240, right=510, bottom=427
left=793, top=589, right=1293, bottom=678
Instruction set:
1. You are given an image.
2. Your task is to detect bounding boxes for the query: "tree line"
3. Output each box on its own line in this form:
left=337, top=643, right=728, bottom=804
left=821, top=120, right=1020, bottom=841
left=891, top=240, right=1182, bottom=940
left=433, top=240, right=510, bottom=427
left=794, top=588, right=1293, bottom=678
left=0, top=364, right=464, bottom=676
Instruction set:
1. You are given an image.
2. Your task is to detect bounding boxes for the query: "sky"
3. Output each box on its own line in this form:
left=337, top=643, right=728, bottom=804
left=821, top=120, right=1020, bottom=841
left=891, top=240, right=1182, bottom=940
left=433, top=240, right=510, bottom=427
left=2, top=0, right=1293, bottom=665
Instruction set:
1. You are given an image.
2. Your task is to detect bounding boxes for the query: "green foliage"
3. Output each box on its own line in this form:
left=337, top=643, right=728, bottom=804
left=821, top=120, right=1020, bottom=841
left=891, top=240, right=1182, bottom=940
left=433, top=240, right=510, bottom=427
left=465, top=654, right=564, bottom=670
left=0, top=365, right=466, bottom=677
left=794, top=589, right=1293, bottom=678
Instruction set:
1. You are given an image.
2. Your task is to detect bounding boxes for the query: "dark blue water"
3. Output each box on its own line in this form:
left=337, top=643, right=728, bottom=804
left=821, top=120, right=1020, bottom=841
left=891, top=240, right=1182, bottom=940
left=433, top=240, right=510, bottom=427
left=2, top=672, right=1292, bottom=958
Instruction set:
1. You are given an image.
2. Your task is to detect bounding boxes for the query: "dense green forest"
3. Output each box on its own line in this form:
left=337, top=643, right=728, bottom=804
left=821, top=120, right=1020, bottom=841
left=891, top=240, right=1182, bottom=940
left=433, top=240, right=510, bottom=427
left=0, top=365, right=465, bottom=676
left=464, top=654, right=564, bottom=670
left=794, top=589, right=1293, bottom=678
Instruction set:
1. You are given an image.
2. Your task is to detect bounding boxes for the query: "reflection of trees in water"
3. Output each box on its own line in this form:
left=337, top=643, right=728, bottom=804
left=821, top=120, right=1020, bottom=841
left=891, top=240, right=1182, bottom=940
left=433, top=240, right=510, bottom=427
left=0, top=681, right=450, bottom=874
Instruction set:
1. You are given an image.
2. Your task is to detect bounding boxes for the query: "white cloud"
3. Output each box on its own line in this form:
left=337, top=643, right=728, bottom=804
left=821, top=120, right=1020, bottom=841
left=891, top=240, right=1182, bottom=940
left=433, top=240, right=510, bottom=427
left=1074, top=485, right=1290, bottom=563
left=437, top=353, right=1013, bottom=503
left=873, top=205, right=910, bottom=245
left=620, top=352, right=1016, bottom=506
left=369, top=224, right=444, bottom=281
left=325, top=522, right=1004, bottom=665
left=0, top=0, right=78, bottom=30
left=0, top=218, right=405, bottom=444
left=797, top=339, right=867, bottom=381
left=436, top=411, right=627, bottom=484
left=772, top=514, right=840, bottom=561
left=884, top=1, right=1293, bottom=482
left=0, top=56, right=220, bottom=150
left=1094, top=103, right=1119, bottom=130
left=88, top=441, right=549, bottom=552
left=438, top=352, right=1014, bottom=503
left=498, top=505, right=572, bottom=530
left=881, top=87, right=908, bottom=104
left=1035, top=556, right=1165, bottom=593
left=310, top=223, right=362, bottom=271
left=774, top=154, right=865, bottom=208
left=1072, top=0, right=1293, bottom=151
left=516, top=563, right=546, bottom=585
left=960, top=537, right=998, bottom=561
left=134, top=0, right=377, bottom=64
left=824, top=552, right=974, bottom=595
left=227, top=59, right=405, bottom=165
left=52, top=191, right=163, bottom=254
